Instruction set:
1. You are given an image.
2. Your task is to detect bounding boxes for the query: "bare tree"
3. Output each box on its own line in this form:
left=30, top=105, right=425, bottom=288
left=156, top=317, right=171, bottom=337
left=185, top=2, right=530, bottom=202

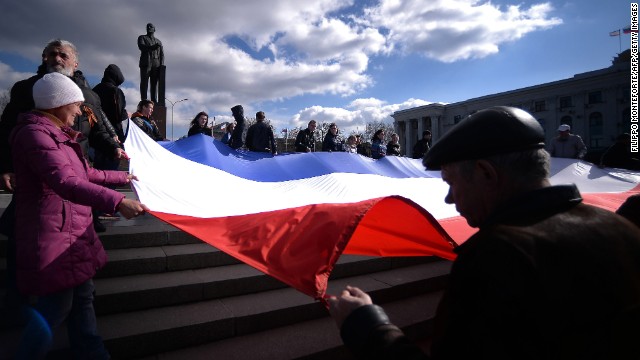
left=351, top=120, right=395, bottom=144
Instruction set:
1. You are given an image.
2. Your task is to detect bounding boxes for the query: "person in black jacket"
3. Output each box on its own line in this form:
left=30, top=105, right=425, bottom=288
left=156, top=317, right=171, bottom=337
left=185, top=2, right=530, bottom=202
left=328, top=106, right=640, bottom=360
left=600, top=133, right=640, bottom=170
left=228, top=105, right=246, bottom=149
left=187, top=111, right=213, bottom=137
left=412, top=130, right=431, bottom=159
left=93, top=64, right=128, bottom=141
left=246, top=111, right=277, bottom=154
left=131, top=100, right=164, bottom=141
left=355, top=134, right=370, bottom=157
left=322, top=123, right=343, bottom=152
left=386, top=133, right=401, bottom=156
left=70, top=70, right=125, bottom=162
left=295, top=120, right=317, bottom=152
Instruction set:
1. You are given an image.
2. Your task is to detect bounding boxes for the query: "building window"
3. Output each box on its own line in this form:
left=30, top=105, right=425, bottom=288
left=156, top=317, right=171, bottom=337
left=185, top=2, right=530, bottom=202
left=559, top=96, right=572, bottom=109
left=588, top=91, right=603, bottom=104
left=589, top=112, right=604, bottom=149
left=534, top=101, right=546, bottom=112
left=453, top=115, right=463, bottom=124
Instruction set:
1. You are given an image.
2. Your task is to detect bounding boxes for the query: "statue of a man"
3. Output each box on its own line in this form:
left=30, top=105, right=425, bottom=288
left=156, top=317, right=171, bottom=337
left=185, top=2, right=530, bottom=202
left=138, top=23, right=164, bottom=105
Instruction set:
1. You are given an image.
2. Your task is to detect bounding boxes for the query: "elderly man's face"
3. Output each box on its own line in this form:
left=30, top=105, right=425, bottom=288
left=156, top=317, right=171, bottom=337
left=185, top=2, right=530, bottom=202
left=441, top=162, right=493, bottom=228
left=44, top=45, right=77, bottom=77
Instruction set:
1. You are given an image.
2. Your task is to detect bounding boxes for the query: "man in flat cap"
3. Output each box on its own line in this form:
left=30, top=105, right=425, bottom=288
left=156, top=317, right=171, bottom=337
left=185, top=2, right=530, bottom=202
left=328, top=106, right=640, bottom=359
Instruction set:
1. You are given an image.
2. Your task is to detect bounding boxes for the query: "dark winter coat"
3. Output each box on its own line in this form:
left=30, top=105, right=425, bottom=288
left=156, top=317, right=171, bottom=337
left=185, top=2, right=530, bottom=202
left=188, top=125, right=213, bottom=137
left=386, top=141, right=401, bottom=156
left=322, top=132, right=343, bottom=152
left=93, top=64, right=128, bottom=140
left=600, top=141, right=640, bottom=170
left=131, top=112, right=164, bottom=141
left=229, top=105, right=245, bottom=149
left=0, top=64, right=46, bottom=174
left=412, top=139, right=430, bottom=159
left=340, top=185, right=640, bottom=360
left=70, top=71, right=121, bottom=158
left=246, top=121, right=276, bottom=154
left=295, top=128, right=315, bottom=152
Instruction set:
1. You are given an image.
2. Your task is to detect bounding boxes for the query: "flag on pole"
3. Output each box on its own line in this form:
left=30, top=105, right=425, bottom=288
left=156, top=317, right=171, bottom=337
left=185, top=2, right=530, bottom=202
left=124, top=124, right=640, bottom=300
left=623, top=25, right=637, bottom=34
left=610, top=30, right=621, bottom=37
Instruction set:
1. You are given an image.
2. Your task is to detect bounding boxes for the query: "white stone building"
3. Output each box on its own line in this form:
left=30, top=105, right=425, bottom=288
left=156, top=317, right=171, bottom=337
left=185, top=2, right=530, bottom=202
left=392, top=50, right=631, bottom=161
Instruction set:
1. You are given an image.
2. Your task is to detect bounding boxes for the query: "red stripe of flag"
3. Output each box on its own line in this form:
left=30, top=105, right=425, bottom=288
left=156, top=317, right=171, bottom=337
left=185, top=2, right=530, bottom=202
left=150, top=196, right=458, bottom=300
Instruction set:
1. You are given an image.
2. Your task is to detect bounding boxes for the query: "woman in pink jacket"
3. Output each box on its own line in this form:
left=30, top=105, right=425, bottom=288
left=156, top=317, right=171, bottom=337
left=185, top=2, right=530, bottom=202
left=10, top=72, right=148, bottom=359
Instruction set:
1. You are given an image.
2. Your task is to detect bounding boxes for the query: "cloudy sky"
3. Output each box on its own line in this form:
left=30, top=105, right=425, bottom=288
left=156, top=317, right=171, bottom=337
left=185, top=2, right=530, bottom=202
left=0, top=0, right=632, bottom=139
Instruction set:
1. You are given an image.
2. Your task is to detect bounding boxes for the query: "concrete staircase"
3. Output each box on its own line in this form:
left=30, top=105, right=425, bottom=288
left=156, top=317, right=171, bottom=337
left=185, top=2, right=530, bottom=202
left=0, top=191, right=452, bottom=359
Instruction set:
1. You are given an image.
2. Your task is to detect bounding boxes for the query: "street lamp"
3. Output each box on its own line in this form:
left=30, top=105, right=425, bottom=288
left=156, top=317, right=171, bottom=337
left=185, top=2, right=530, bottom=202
left=165, top=97, right=188, bottom=140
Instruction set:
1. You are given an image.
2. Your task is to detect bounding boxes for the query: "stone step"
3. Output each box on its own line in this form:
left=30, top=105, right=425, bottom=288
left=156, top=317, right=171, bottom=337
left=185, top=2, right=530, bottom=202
left=145, top=290, right=444, bottom=360
left=93, top=255, right=445, bottom=315
left=48, top=262, right=450, bottom=359
left=97, top=243, right=241, bottom=278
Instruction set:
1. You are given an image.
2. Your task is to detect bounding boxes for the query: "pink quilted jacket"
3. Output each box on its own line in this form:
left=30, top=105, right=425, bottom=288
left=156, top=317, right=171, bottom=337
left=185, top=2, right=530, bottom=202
left=10, top=111, right=128, bottom=296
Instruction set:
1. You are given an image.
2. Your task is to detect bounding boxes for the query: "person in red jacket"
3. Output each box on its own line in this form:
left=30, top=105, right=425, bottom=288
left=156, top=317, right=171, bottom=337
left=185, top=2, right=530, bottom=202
left=10, top=73, right=148, bottom=359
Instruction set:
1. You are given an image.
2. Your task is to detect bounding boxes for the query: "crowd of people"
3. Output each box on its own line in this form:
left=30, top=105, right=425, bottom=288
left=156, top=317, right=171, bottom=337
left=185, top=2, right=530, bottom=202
left=185, top=112, right=418, bottom=159
left=0, top=36, right=639, bottom=360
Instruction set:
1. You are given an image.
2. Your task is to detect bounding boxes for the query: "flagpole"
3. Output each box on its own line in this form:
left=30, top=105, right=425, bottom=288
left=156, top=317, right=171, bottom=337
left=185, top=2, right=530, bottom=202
left=619, top=29, right=622, bottom=53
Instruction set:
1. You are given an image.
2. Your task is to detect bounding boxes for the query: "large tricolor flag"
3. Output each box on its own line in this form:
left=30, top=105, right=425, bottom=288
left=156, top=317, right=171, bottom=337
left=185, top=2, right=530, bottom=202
left=124, top=123, right=640, bottom=300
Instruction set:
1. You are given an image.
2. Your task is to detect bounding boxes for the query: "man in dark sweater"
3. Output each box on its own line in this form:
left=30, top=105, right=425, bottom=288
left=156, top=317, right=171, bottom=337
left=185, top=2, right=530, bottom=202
left=328, top=106, right=640, bottom=360
left=245, top=111, right=277, bottom=154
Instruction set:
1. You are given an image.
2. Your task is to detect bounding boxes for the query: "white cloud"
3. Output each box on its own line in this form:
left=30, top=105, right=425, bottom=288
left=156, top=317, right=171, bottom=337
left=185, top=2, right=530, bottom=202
left=0, top=62, right=36, bottom=92
left=290, top=97, right=433, bottom=134
left=0, top=0, right=562, bottom=136
left=364, top=0, right=562, bottom=62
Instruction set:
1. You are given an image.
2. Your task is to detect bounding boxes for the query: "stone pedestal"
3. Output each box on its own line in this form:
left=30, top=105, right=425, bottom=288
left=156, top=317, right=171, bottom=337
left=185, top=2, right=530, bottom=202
left=153, top=105, right=167, bottom=140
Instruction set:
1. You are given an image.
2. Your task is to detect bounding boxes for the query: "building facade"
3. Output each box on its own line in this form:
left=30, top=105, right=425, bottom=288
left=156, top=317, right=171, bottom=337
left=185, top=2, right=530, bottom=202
left=392, top=51, right=631, bottom=159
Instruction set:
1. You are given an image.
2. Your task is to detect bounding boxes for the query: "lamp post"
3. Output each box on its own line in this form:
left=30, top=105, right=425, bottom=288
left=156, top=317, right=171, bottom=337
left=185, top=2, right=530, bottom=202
left=165, top=97, right=188, bottom=140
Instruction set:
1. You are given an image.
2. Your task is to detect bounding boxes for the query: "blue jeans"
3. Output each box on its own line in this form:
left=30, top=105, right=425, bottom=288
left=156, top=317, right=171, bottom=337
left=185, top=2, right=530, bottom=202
left=16, top=279, right=110, bottom=359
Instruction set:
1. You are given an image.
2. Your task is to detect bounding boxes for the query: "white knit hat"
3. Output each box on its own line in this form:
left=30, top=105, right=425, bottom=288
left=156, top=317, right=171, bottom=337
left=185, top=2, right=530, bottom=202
left=33, top=72, right=84, bottom=110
